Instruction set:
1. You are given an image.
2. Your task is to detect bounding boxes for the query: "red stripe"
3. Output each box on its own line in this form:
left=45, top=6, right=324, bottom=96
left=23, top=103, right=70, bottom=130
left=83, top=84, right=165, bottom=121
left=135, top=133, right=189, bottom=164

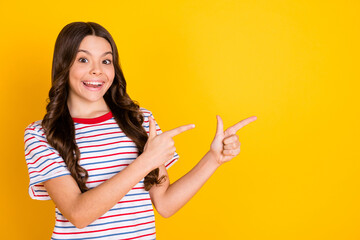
left=25, top=124, right=44, bottom=132
left=78, top=140, right=133, bottom=149
left=56, top=219, right=68, bottom=222
left=80, top=151, right=138, bottom=160
left=25, top=126, right=36, bottom=131
left=53, top=220, right=154, bottom=235
left=27, top=152, right=55, bottom=165
left=132, top=187, right=145, bottom=190
left=99, top=209, right=153, bottom=220
left=31, top=186, right=36, bottom=197
left=87, top=164, right=129, bottom=172
left=24, top=136, right=35, bottom=144
left=37, top=139, right=52, bottom=145
left=165, top=158, right=177, bottom=168
left=25, top=136, right=51, bottom=146
left=25, top=144, right=45, bottom=157
left=118, top=198, right=151, bottom=204
left=76, top=131, right=121, bottom=140
left=86, top=179, right=145, bottom=191
left=31, top=187, right=49, bottom=197
left=56, top=209, right=153, bottom=223
left=87, top=179, right=107, bottom=184
left=75, top=122, right=117, bottom=131
left=121, top=232, right=156, bottom=240
left=72, top=111, right=113, bottom=124
left=145, top=128, right=162, bottom=134
left=56, top=207, right=152, bottom=223
left=29, top=161, right=57, bottom=175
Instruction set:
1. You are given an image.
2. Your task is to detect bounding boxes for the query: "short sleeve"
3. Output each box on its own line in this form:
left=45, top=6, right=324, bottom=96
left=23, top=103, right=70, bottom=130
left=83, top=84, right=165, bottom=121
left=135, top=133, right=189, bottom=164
left=24, top=122, right=71, bottom=200
left=141, top=108, right=180, bottom=169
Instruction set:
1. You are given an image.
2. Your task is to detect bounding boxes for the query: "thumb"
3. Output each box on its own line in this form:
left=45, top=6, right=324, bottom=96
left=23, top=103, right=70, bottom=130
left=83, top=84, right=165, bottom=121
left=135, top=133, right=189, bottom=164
left=148, top=116, right=157, bottom=139
left=215, top=115, right=224, bottom=137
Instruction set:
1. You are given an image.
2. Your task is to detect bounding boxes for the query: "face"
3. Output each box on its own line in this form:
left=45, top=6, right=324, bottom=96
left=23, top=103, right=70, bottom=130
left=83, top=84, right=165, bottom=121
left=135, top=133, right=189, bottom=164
left=68, top=35, right=115, bottom=107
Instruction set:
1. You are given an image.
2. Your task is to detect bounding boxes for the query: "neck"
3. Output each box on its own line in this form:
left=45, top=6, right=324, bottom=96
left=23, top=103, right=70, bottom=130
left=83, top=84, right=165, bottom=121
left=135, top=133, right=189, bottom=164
left=67, top=97, right=110, bottom=118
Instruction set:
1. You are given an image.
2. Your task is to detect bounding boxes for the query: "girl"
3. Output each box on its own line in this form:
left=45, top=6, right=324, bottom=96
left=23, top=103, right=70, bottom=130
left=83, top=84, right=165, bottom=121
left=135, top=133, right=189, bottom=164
left=24, top=21, right=256, bottom=240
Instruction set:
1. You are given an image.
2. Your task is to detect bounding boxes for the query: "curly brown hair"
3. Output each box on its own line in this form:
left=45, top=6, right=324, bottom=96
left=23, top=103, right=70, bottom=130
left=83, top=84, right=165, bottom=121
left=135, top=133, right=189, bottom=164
left=41, top=21, right=164, bottom=192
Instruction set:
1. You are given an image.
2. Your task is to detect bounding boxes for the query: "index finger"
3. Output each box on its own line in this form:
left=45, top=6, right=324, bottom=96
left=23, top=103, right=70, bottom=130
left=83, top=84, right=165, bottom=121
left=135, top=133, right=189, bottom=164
left=163, top=124, right=196, bottom=138
left=225, top=116, right=257, bottom=135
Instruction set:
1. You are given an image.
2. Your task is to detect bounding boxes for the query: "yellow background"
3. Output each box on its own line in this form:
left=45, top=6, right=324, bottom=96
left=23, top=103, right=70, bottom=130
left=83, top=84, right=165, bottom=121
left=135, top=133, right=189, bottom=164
left=1, top=0, right=359, bottom=239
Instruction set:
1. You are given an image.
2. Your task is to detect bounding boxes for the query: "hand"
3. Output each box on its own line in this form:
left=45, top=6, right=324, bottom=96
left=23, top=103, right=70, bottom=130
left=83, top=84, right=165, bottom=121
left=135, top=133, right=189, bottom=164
left=142, top=116, right=195, bottom=170
left=210, top=115, right=257, bottom=165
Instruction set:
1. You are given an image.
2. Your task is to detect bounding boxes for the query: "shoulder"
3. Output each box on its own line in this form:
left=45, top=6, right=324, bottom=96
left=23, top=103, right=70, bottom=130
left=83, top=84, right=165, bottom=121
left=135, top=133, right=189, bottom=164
left=24, top=119, right=59, bottom=157
left=139, top=107, right=154, bottom=118
left=24, top=120, right=45, bottom=140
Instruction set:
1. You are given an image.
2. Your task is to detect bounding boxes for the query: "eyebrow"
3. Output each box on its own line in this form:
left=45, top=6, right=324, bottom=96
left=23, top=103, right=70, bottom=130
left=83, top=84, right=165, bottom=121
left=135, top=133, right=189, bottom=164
left=77, top=49, right=113, bottom=57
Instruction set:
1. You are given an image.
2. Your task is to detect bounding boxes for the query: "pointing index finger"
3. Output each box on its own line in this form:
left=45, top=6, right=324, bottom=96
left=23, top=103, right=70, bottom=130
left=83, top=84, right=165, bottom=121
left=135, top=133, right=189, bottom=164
left=164, top=124, right=196, bottom=138
left=225, top=116, right=257, bottom=135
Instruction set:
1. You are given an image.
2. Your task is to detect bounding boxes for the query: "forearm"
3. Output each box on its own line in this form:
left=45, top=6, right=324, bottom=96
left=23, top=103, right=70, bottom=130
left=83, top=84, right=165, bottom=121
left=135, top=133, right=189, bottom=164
left=72, top=155, right=152, bottom=228
left=160, top=150, right=221, bottom=217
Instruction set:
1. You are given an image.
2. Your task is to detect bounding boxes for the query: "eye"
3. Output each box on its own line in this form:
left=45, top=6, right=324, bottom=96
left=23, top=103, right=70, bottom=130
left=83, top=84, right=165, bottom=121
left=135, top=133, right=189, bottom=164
left=103, top=59, right=112, bottom=64
left=78, top=58, right=88, bottom=63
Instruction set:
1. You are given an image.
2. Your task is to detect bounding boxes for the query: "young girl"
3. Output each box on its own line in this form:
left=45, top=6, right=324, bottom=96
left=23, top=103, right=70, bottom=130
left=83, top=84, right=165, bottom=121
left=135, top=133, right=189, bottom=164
left=24, top=21, right=256, bottom=240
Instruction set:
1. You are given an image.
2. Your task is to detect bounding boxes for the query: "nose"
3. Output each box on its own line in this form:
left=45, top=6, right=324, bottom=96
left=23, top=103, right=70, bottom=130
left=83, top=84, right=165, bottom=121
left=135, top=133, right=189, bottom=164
left=90, top=62, right=102, bottom=75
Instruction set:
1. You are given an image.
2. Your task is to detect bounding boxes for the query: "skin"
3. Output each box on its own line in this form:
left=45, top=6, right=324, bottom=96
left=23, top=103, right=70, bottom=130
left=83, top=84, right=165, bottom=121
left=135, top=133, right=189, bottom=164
left=67, top=35, right=115, bottom=118
left=43, top=35, right=257, bottom=229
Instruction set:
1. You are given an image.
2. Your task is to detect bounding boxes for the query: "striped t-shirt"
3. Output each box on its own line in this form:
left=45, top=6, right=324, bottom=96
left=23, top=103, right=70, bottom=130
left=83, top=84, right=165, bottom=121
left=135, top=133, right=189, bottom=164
left=24, top=108, right=179, bottom=240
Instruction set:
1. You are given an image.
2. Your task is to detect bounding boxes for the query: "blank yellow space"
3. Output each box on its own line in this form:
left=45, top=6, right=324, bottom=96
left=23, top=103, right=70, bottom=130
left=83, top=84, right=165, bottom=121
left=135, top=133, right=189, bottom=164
left=1, top=1, right=359, bottom=239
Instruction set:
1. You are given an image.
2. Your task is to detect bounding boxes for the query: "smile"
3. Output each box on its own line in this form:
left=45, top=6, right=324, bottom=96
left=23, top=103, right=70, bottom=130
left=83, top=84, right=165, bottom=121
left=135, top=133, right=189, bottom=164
left=82, top=81, right=105, bottom=88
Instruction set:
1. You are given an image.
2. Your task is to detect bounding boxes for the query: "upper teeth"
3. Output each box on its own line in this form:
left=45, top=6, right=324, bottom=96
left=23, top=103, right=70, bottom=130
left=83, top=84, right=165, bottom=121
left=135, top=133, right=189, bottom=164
left=84, top=82, right=102, bottom=85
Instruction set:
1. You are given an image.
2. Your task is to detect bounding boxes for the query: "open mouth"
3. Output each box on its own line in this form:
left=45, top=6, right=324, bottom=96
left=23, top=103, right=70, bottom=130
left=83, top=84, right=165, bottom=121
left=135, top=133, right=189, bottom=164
left=82, top=81, right=104, bottom=88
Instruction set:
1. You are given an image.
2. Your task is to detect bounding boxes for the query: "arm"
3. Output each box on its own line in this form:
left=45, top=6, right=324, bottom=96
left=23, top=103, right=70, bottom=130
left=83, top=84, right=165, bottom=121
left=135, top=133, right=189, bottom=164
left=149, top=115, right=257, bottom=217
left=43, top=119, right=195, bottom=229
left=44, top=154, right=153, bottom=229
left=149, top=151, right=220, bottom=218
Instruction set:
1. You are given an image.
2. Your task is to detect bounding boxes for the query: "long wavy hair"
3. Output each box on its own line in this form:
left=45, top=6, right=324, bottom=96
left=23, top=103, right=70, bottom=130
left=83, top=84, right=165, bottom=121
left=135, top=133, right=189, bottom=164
left=41, top=22, right=164, bottom=192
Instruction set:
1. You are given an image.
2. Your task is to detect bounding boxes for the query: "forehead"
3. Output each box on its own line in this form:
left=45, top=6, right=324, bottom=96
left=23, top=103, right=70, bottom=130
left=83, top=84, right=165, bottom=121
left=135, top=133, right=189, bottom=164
left=77, top=35, right=112, bottom=54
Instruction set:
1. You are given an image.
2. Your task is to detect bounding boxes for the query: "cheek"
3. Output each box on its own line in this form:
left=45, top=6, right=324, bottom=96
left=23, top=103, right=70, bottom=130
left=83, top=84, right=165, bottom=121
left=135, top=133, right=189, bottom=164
left=69, top=66, right=86, bottom=84
left=106, top=67, right=115, bottom=79
left=106, top=69, right=115, bottom=84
